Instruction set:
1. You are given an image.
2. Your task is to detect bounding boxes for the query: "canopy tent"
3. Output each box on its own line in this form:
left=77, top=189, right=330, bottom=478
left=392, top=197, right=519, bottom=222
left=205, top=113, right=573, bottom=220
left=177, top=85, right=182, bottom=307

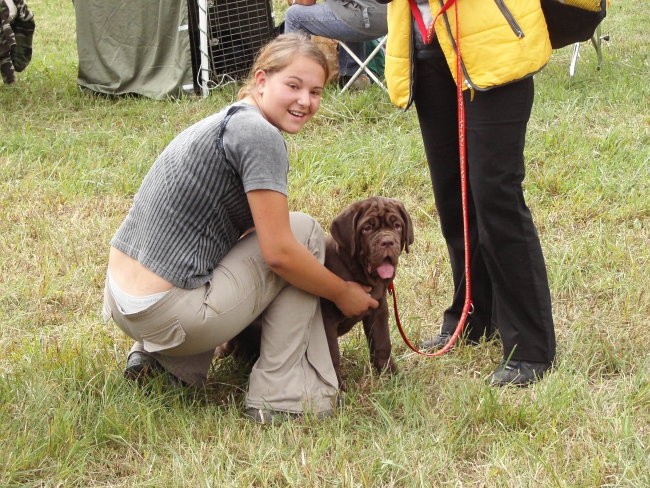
left=73, top=0, right=194, bottom=99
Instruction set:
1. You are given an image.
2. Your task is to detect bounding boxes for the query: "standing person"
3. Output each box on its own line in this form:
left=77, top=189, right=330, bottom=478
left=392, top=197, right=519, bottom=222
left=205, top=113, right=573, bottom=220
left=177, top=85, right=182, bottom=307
left=381, top=0, right=556, bottom=386
left=284, top=0, right=387, bottom=88
left=103, top=34, right=378, bottom=423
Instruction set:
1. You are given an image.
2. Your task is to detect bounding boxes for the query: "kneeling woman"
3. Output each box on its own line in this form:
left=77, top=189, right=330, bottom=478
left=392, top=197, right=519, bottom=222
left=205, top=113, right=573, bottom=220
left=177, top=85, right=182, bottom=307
left=103, top=34, right=378, bottom=423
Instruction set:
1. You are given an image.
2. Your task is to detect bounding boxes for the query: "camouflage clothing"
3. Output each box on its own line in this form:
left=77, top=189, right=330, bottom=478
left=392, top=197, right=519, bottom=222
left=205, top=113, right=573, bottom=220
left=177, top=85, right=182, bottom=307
left=0, top=0, right=34, bottom=84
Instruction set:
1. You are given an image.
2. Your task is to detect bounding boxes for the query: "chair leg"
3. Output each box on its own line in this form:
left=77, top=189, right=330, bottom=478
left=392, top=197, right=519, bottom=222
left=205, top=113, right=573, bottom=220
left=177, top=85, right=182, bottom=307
left=338, top=37, right=387, bottom=93
left=569, top=42, right=581, bottom=78
left=569, top=24, right=608, bottom=78
left=590, top=24, right=604, bottom=71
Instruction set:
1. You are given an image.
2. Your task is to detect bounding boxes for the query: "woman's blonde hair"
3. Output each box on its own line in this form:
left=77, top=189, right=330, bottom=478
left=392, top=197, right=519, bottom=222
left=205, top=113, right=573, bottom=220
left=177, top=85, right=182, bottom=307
left=237, top=33, right=330, bottom=100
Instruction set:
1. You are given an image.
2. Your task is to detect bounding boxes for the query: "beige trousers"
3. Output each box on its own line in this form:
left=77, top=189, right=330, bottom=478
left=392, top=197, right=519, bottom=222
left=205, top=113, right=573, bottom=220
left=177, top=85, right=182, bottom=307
left=103, top=212, right=339, bottom=415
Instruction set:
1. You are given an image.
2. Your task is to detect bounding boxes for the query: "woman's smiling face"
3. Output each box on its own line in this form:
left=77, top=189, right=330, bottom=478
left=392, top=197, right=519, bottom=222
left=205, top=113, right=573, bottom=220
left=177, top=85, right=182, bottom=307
left=252, top=55, right=326, bottom=134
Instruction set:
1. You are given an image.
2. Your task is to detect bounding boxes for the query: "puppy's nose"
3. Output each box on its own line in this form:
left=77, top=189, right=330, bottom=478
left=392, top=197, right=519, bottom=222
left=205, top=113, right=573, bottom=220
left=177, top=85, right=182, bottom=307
left=380, top=237, right=397, bottom=249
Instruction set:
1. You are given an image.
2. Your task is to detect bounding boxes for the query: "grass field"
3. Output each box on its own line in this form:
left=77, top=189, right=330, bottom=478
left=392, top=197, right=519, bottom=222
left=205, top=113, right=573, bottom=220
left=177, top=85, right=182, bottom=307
left=0, top=0, right=648, bottom=486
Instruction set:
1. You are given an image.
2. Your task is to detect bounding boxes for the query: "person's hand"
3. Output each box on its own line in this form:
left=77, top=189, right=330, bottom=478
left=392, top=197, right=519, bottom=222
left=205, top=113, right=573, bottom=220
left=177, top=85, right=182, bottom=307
left=334, top=281, right=379, bottom=318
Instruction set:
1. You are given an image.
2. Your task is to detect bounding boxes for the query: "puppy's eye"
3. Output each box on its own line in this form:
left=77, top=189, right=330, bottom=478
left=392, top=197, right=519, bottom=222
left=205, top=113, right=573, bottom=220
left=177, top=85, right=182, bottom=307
left=362, top=223, right=373, bottom=234
left=394, top=222, right=403, bottom=231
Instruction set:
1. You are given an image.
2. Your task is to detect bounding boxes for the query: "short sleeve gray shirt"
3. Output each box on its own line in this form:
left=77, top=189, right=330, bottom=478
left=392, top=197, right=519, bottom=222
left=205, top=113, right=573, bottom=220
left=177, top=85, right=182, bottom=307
left=111, top=102, right=288, bottom=289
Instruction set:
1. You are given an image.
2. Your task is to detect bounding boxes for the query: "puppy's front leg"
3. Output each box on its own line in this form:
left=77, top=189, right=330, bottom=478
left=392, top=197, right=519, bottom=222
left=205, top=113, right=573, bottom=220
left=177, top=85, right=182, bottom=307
left=362, top=299, right=397, bottom=375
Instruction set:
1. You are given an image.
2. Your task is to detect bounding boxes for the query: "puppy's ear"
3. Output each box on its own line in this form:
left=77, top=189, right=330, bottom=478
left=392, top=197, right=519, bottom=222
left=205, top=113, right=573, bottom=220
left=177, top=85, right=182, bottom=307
left=330, top=202, right=363, bottom=256
left=395, top=201, right=414, bottom=253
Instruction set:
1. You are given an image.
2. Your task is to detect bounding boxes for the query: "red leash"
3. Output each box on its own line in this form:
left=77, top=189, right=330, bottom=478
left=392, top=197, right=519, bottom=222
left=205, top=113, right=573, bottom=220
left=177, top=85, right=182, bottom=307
left=395, top=0, right=472, bottom=357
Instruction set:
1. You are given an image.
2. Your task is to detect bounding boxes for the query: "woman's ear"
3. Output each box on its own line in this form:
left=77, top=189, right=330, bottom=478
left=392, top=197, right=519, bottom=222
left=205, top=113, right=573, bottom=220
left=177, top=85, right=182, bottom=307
left=254, top=69, right=267, bottom=94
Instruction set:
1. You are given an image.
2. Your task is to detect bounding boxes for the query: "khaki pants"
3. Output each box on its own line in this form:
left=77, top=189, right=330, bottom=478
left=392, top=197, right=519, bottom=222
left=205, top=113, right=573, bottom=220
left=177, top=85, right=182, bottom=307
left=103, top=212, right=339, bottom=415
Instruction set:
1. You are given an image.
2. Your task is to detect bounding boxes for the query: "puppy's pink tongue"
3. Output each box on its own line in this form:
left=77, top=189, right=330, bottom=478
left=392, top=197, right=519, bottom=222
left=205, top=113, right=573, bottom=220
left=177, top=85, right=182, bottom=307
left=376, top=262, right=395, bottom=279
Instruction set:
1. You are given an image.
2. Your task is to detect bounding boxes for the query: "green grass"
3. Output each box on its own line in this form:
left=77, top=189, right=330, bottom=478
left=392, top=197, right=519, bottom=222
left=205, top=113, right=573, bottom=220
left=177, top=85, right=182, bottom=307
left=1, top=0, right=648, bottom=486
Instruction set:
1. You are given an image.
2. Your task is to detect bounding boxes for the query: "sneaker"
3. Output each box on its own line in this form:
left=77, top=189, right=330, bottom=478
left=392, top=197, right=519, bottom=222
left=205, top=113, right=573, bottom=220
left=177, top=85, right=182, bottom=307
left=123, top=350, right=162, bottom=381
left=422, top=332, right=453, bottom=350
left=488, top=360, right=550, bottom=387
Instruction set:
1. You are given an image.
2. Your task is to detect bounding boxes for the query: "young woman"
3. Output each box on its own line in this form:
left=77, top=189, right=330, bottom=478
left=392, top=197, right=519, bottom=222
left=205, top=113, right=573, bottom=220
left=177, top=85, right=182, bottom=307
left=103, top=34, right=378, bottom=423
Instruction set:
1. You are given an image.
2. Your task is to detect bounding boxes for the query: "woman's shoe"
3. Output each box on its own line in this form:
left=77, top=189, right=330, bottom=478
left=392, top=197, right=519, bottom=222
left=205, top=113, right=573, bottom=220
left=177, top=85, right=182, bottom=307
left=421, top=332, right=453, bottom=350
left=123, top=351, right=162, bottom=381
left=488, top=360, right=550, bottom=387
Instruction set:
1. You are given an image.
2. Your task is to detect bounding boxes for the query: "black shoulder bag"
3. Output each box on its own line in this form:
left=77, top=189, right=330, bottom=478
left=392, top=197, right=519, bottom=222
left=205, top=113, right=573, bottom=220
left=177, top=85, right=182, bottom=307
left=541, top=0, right=607, bottom=49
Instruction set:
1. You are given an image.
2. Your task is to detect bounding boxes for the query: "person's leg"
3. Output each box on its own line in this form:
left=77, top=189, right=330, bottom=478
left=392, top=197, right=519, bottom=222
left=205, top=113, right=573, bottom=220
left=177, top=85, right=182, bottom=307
left=465, top=77, right=556, bottom=367
left=284, top=3, right=373, bottom=80
left=105, top=212, right=338, bottom=411
left=243, top=212, right=338, bottom=414
left=245, top=285, right=338, bottom=415
left=284, top=4, right=374, bottom=42
left=413, top=42, right=495, bottom=346
left=337, top=41, right=365, bottom=78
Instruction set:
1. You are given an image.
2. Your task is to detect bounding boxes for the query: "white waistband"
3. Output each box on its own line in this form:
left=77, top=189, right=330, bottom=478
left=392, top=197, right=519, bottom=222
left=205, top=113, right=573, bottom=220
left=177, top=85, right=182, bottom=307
left=107, top=269, right=170, bottom=314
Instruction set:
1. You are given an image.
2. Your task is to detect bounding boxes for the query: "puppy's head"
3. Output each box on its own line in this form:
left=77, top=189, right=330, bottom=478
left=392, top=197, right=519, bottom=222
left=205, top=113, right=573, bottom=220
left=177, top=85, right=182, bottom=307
left=330, top=197, right=414, bottom=283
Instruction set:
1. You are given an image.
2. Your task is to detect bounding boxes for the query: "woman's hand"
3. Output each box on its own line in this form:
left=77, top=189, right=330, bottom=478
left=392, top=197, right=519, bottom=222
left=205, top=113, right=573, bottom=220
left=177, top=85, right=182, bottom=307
left=333, top=281, right=378, bottom=318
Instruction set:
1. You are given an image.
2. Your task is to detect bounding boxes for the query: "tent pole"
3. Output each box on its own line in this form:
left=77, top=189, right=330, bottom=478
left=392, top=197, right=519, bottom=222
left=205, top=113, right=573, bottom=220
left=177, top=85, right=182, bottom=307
left=197, top=0, right=210, bottom=97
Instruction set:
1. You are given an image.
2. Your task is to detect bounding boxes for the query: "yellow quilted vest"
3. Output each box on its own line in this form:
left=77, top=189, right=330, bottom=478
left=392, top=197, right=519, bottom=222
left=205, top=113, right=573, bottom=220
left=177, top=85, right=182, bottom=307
left=385, top=0, right=553, bottom=108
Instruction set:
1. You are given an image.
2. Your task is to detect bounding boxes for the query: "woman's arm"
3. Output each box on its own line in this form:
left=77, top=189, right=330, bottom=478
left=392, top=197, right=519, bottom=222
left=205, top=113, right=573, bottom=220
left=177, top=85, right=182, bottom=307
left=247, top=189, right=378, bottom=317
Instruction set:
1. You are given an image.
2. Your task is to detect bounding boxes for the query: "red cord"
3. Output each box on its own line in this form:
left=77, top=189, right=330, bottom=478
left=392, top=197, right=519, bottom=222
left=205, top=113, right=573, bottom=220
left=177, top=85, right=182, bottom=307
left=393, top=0, right=472, bottom=357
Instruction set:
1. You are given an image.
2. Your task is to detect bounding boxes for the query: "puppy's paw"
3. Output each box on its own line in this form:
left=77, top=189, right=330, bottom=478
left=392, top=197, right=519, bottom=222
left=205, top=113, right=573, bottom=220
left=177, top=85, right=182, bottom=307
left=374, top=358, right=398, bottom=375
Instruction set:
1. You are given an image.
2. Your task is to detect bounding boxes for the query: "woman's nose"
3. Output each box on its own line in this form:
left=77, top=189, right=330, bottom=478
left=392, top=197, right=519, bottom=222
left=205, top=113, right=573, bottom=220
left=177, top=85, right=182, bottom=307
left=297, top=89, right=310, bottom=106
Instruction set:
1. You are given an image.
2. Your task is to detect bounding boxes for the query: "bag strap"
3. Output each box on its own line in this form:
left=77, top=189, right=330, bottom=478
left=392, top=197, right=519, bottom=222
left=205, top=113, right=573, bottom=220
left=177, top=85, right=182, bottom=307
left=407, top=0, right=459, bottom=44
left=216, top=104, right=243, bottom=176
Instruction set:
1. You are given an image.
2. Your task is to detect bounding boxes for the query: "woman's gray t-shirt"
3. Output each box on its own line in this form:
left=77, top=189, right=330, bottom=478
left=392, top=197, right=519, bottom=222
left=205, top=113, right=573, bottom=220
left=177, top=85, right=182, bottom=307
left=111, top=102, right=289, bottom=289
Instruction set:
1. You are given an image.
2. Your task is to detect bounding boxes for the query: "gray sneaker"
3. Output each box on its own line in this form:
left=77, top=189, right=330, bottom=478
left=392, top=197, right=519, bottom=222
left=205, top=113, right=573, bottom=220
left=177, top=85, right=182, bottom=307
left=489, top=360, right=550, bottom=387
left=422, top=332, right=454, bottom=350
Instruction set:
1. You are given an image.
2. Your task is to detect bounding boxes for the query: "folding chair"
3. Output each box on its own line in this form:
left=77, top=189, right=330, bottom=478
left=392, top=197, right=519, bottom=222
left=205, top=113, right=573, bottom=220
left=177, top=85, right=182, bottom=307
left=338, top=35, right=387, bottom=93
left=569, top=20, right=609, bottom=78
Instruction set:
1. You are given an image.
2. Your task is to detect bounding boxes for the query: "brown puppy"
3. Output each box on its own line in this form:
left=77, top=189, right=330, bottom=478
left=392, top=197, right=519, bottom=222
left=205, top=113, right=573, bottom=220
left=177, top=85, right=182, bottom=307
left=214, top=197, right=414, bottom=387
left=322, top=196, right=414, bottom=386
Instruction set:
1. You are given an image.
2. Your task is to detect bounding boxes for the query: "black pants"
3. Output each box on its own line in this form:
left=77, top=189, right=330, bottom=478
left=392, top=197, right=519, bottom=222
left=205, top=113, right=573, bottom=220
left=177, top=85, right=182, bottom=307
left=413, top=41, right=556, bottom=364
